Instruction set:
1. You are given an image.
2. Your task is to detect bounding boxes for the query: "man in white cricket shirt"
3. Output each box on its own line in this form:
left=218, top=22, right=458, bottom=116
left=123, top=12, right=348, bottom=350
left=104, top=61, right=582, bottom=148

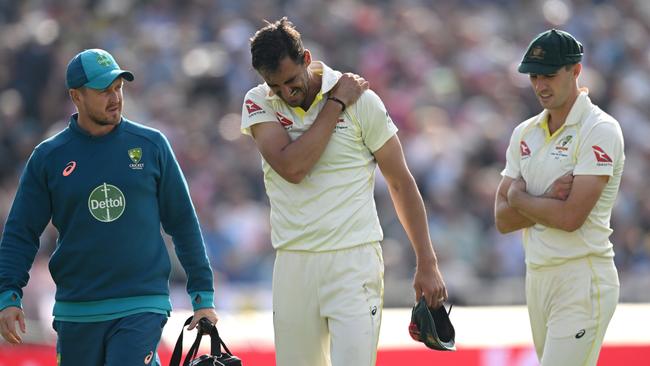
left=495, top=29, right=624, bottom=365
left=241, top=17, right=447, bottom=366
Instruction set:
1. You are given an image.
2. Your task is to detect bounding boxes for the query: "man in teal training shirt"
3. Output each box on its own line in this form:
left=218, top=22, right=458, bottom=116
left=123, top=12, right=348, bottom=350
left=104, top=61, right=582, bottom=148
left=0, top=49, right=218, bottom=366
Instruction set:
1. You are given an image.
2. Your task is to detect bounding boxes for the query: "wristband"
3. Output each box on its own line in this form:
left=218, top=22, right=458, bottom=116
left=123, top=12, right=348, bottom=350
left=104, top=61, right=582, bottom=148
left=327, top=96, right=346, bottom=112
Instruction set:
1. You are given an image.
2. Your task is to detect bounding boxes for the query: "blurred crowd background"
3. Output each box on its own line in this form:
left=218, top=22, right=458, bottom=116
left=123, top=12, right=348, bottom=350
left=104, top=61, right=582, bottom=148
left=1, top=0, right=649, bottom=329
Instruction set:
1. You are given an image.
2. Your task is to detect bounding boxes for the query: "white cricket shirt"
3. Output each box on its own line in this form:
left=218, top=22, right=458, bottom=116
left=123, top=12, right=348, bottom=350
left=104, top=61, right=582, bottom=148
left=241, top=62, right=398, bottom=251
left=502, top=91, right=625, bottom=267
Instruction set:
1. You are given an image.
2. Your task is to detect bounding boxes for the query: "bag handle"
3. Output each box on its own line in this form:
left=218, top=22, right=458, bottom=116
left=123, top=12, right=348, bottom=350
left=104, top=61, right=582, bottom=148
left=169, top=316, right=187, bottom=366
left=169, top=316, right=193, bottom=366
left=198, top=317, right=235, bottom=357
left=169, top=316, right=234, bottom=366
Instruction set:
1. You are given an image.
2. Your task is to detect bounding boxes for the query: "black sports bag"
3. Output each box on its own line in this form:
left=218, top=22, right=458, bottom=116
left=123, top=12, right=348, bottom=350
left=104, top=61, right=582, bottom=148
left=169, top=316, right=242, bottom=366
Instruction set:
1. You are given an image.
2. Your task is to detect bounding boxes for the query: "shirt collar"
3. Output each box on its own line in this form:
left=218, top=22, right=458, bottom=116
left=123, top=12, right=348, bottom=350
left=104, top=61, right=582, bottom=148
left=564, top=90, right=591, bottom=126
left=533, top=90, right=591, bottom=127
left=264, top=62, right=341, bottom=116
left=319, top=62, right=341, bottom=94
left=68, top=113, right=124, bottom=139
left=265, top=61, right=341, bottom=101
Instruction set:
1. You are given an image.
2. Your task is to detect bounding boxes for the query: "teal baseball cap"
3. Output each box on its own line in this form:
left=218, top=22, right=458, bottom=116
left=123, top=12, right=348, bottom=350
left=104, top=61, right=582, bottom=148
left=518, top=29, right=583, bottom=75
left=66, top=49, right=134, bottom=90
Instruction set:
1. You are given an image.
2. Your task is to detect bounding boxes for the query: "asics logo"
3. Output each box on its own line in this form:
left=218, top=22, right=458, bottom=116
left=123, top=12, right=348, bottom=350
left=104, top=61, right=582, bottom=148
left=62, top=161, right=77, bottom=176
left=144, top=351, right=154, bottom=364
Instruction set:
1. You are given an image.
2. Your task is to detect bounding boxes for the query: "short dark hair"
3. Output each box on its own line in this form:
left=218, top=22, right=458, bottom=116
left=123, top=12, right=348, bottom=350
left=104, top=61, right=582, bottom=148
left=564, top=63, right=578, bottom=71
left=250, top=17, right=305, bottom=74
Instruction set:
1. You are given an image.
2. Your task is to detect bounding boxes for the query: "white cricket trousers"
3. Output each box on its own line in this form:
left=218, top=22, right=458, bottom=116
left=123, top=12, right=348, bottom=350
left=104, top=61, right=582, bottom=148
left=272, top=242, right=384, bottom=366
left=526, top=255, right=619, bottom=366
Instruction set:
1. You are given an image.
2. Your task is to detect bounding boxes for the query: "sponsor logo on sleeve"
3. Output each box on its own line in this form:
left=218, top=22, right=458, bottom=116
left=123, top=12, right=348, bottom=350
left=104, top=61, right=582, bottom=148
left=275, top=112, right=294, bottom=130
left=592, top=145, right=613, bottom=165
left=520, top=141, right=531, bottom=158
left=245, top=99, right=265, bottom=117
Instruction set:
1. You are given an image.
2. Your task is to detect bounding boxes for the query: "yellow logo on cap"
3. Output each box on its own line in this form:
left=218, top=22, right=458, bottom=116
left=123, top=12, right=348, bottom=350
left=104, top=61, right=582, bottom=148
left=96, top=54, right=112, bottom=67
left=529, top=46, right=546, bottom=60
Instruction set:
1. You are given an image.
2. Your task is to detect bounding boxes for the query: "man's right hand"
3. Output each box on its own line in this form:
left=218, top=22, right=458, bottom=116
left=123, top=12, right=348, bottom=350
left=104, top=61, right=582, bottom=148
left=329, top=72, right=369, bottom=107
left=0, top=306, right=26, bottom=344
left=544, top=173, right=574, bottom=200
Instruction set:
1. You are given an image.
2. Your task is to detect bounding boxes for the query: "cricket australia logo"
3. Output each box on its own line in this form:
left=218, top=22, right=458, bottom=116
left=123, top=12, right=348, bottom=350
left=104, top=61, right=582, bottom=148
left=128, top=148, right=144, bottom=170
left=551, top=134, right=573, bottom=159
left=559, top=135, right=573, bottom=147
left=88, top=183, right=126, bottom=222
left=96, top=54, right=112, bottom=67
left=529, top=46, right=546, bottom=60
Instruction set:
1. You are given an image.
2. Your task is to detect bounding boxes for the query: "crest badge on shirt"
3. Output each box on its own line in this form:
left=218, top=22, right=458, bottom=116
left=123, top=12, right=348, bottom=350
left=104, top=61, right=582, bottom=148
left=128, top=147, right=144, bottom=170
left=551, top=135, right=573, bottom=160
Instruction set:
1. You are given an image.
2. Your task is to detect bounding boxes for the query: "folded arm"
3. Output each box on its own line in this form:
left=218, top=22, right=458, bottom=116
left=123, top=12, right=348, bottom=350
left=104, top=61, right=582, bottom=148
left=507, top=175, right=608, bottom=232
left=495, top=172, right=577, bottom=233
left=250, top=100, right=344, bottom=184
left=250, top=73, right=368, bottom=184
left=494, top=176, right=536, bottom=233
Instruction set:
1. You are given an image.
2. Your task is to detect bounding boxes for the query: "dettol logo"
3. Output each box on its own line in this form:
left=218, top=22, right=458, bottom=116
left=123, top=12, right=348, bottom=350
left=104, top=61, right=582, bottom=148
left=88, top=183, right=126, bottom=222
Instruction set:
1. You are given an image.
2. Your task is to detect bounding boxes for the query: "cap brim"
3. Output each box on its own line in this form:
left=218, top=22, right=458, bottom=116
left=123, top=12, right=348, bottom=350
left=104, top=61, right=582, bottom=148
left=412, top=298, right=456, bottom=351
left=518, top=62, right=563, bottom=75
left=85, top=70, right=134, bottom=90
